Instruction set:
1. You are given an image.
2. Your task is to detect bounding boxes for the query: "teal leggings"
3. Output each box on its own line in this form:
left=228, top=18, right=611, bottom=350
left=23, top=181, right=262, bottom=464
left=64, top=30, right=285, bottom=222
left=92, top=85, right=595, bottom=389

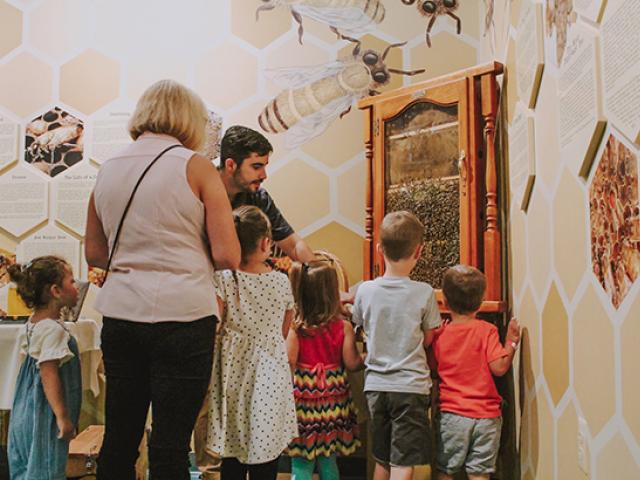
left=291, top=454, right=340, bottom=480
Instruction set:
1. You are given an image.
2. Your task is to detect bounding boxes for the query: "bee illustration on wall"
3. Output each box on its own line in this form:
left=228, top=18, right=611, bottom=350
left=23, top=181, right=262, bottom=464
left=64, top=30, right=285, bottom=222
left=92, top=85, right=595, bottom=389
left=401, top=0, right=461, bottom=47
left=483, top=0, right=494, bottom=37
left=545, top=0, right=576, bottom=66
left=258, top=29, right=425, bottom=148
left=256, top=0, right=385, bottom=44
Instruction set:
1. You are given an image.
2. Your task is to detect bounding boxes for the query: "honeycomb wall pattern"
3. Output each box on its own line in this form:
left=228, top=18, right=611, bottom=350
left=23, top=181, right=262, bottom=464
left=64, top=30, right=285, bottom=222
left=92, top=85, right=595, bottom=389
left=480, top=0, right=640, bottom=477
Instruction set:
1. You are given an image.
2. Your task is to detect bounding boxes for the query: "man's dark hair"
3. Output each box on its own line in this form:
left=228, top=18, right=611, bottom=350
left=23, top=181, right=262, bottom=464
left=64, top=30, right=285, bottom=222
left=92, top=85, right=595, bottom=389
left=442, top=265, right=486, bottom=315
left=219, top=125, right=273, bottom=168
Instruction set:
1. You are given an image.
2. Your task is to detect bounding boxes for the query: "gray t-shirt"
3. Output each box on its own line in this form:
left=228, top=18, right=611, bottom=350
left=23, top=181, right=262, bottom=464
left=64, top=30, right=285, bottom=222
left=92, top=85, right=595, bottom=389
left=352, top=276, right=441, bottom=395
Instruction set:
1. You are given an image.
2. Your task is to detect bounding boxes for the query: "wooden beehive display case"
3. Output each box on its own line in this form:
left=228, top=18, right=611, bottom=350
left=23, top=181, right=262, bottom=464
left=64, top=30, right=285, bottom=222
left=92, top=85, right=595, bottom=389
left=359, top=62, right=507, bottom=314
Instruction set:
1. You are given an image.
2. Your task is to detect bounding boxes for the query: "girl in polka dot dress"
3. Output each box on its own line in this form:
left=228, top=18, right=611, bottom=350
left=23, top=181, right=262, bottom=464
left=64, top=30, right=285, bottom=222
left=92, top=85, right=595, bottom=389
left=286, top=260, right=366, bottom=480
left=206, top=205, right=298, bottom=480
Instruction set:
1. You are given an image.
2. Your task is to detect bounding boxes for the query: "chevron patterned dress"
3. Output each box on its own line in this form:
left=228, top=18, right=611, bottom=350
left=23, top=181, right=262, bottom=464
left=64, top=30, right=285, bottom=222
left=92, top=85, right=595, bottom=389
left=288, top=318, right=361, bottom=460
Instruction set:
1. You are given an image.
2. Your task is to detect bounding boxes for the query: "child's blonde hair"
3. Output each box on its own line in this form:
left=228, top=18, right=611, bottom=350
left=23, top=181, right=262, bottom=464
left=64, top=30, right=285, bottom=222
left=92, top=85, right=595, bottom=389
left=289, top=260, right=341, bottom=330
left=7, top=256, right=70, bottom=309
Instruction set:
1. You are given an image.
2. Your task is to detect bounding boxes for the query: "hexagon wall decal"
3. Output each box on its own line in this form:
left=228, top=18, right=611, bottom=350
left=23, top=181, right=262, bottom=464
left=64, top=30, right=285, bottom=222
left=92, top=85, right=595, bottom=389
left=25, top=107, right=84, bottom=178
left=52, top=162, right=97, bottom=237
left=17, top=223, right=80, bottom=275
left=0, top=164, right=48, bottom=238
left=588, top=132, right=640, bottom=309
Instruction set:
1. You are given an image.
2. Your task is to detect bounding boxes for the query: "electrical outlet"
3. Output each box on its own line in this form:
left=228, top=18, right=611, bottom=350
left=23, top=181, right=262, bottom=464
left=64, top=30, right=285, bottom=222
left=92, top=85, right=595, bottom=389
left=577, top=417, right=590, bottom=475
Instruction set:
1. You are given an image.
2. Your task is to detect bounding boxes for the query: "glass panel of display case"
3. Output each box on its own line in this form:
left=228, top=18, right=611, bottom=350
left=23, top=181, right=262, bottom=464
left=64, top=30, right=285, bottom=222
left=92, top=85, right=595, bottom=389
left=384, top=101, right=460, bottom=288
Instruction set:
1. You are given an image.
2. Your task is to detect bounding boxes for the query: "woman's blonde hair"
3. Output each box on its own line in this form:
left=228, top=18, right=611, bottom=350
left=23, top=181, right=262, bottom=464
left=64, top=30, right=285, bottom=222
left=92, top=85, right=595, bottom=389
left=289, top=260, right=341, bottom=330
left=128, top=79, right=208, bottom=151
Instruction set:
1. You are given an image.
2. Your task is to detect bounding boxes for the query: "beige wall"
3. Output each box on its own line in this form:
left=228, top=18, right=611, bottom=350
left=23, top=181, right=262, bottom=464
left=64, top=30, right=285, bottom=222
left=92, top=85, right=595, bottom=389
left=480, top=0, right=640, bottom=478
left=0, top=0, right=481, bottom=296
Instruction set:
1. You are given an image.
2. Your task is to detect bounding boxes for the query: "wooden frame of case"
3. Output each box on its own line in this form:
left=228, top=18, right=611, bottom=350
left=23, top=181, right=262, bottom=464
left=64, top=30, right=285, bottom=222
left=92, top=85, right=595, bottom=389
left=358, top=62, right=506, bottom=313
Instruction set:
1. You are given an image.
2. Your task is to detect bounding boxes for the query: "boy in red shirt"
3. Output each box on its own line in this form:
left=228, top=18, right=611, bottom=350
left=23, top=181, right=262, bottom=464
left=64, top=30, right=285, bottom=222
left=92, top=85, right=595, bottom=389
left=431, top=265, right=520, bottom=480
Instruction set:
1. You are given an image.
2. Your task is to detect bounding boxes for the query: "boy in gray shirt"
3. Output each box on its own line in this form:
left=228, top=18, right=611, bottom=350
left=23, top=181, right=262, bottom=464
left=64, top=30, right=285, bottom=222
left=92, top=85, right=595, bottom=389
left=352, top=211, right=441, bottom=480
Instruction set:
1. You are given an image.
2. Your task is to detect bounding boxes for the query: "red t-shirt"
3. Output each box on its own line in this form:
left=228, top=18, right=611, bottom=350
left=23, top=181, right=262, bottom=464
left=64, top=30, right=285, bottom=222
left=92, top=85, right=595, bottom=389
left=431, top=320, right=507, bottom=418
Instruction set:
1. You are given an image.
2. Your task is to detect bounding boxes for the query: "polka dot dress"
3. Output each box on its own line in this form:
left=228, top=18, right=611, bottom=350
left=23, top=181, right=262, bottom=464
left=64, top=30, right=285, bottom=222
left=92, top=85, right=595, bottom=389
left=206, top=269, right=298, bottom=464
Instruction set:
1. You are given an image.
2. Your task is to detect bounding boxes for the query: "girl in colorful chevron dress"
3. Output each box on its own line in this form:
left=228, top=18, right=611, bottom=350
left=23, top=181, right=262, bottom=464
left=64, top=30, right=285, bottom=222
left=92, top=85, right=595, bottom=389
left=286, top=259, right=366, bottom=480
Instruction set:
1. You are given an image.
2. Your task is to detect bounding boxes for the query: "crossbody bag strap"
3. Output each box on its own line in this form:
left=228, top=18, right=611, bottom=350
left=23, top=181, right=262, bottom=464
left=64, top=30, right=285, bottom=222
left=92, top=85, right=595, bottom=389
left=103, top=143, right=183, bottom=282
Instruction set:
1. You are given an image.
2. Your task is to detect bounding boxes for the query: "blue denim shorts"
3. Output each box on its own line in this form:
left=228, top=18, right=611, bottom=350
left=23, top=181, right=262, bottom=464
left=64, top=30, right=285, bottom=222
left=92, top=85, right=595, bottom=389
left=436, top=412, right=502, bottom=475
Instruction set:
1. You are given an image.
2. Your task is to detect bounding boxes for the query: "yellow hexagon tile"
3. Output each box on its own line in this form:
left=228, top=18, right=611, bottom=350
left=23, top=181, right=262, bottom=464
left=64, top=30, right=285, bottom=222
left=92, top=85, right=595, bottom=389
left=622, top=292, right=640, bottom=443
left=0, top=52, right=53, bottom=118
left=510, top=204, right=527, bottom=297
left=410, top=32, right=476, bottom=83
left=234, top=0, right=291, bottom=49
left=302, top=107, right=364, bottom=169
left=557, top=400, right=584, bottom=480
left=530, top=392, right=554, bottom=480
left=527, top=189, right=552, bottom=301
left=60, top=49, right=120, bottom=115
left=262, top=159, right=330, bottom=232
left=376, top=1, right=425, bottom=41
left=196, top=41, right=259, bottom=111
left=519, top=398, right=534, bottom=470
left=517, top=287, right=540, bottom=391
left=27, top=0, right=93, bottom=61
left=125, top=58, right=190, bottom=103
left=596, top=434, right=640, bottom=479
left=0, top=1, right=22, bottom=58
left=338, top=34, right=404, bottom=94
left=304, top=221, right=364, bottom=286
left=541, top=282, right=570, bottom=406
left=553, top=168, right=588, bottom=301
left=534, top=74, right=562, bottom=191
left=337, top=159, right=366, bottom=229
left=573, top=284, right=615, bottom=435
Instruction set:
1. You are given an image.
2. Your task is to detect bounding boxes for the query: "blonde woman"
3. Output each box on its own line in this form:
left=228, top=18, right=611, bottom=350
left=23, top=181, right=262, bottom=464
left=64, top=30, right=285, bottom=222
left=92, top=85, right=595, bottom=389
left=85, top=80, right=240, bottom=480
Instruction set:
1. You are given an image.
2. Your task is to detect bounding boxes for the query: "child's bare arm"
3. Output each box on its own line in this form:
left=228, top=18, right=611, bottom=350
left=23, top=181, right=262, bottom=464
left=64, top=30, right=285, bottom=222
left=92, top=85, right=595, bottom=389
left=286, top=326, right=299, bottom=367
left=343, top=321, right=365, bottom=371
left=423, top=328, right=436, bottom=348
left=489, top=317, right=521, bottom=376
left=40, top=361, right=75, bottom=440
left=283, top=309, right=294, bottom=339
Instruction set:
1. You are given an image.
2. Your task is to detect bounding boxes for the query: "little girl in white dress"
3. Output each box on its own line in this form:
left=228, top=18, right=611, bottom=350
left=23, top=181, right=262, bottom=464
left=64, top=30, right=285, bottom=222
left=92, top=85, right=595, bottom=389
left=207, top=205, right=297, bottom=480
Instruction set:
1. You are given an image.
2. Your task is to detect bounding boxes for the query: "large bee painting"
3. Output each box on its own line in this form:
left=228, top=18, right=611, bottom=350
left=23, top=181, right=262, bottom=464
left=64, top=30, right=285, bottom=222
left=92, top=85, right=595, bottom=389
left=545, top=0, right=576, bottom=66
left=589, top=133, right=640, bottom=309
left=25, top=107, right=84, bottom=178
left=258, top=29, right=425, bottom=148
left=402, top=0, right=462, bottom=47
left=256, top=0, right=385, bottom=44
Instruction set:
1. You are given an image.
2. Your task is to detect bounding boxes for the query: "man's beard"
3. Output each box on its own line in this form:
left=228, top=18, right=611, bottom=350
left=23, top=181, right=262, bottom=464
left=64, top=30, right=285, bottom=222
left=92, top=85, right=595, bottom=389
left=234, top=172, right=262, bottom=193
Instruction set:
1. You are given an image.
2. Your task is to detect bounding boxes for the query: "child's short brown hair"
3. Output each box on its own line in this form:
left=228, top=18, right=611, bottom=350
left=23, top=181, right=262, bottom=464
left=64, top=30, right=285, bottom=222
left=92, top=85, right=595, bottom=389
left=442, top=265, right=486, bottom=314
left=380, top=211, right=424, bottom=262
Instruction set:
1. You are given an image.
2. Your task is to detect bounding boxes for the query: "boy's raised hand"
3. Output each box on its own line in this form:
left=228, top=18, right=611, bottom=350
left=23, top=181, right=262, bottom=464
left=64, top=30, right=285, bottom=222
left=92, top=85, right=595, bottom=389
left=507, top=317, right=521, bottom=345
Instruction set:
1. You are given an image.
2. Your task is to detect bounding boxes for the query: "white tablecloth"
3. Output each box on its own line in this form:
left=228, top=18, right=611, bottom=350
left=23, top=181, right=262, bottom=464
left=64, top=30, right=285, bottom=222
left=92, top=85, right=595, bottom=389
left=0, top=318, right=102, bottom=410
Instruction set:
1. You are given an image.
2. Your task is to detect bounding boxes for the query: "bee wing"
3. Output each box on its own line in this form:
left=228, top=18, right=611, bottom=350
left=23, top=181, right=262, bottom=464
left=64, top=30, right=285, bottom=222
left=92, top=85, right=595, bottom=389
left=264, top=61, right=347, bottom=90
left=293, top=5, right=382, bottom=35
left=284, top=94, right=358, bottom=149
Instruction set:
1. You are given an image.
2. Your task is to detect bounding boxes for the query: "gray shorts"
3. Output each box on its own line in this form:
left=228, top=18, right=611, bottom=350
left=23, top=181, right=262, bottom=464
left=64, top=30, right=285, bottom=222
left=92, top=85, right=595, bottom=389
left=436, top=412, right=502, bottom=475
left=365, top=391, right=432, bottom=467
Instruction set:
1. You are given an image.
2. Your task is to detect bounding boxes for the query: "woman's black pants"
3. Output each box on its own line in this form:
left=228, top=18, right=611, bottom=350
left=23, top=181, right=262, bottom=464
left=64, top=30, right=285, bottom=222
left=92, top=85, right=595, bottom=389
left=97, top=316, right=216, bottom=480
